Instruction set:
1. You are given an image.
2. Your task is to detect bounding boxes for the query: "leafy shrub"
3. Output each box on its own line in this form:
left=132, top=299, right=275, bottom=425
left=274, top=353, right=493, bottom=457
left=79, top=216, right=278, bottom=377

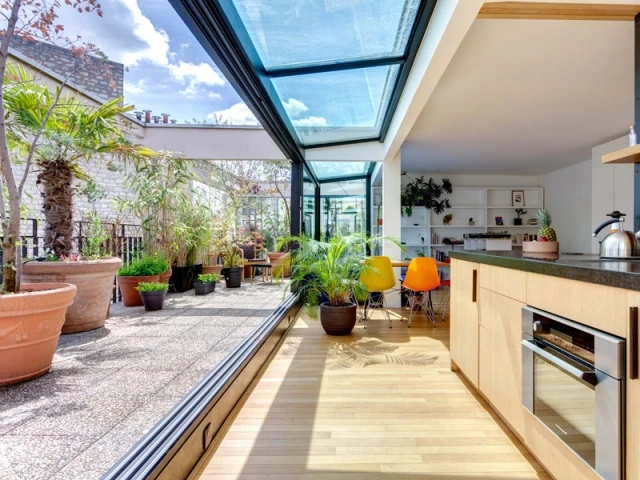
left=118, top=256, right=168, bottom=276
left=136, top=282, right=168, bottom=292
left=196, top=273, right=218, bottom=284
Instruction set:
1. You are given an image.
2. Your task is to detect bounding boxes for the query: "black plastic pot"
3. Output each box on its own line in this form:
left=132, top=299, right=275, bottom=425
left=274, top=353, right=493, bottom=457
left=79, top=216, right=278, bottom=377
left=223, top=267, right=243, bottom=288
left=170, top=264, right=202, bottom=293
left=194, top=282, right=216, bottom=295
left=140, top=290, right=167, bottom=311
left=514, top=218, right=523, bottom=226
left=320, top=302, right=357, bottom=336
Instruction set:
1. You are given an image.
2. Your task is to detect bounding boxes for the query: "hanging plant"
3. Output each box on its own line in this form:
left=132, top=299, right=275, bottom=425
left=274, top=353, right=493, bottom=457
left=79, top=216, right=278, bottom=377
left=401, top=176, right=453, bottom=217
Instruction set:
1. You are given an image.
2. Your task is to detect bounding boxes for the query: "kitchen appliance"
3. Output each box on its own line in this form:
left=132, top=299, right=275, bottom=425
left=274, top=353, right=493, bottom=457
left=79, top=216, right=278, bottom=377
left=592, top=211, right=640, bottom=259
left=522, top=306, right=625, bottom=480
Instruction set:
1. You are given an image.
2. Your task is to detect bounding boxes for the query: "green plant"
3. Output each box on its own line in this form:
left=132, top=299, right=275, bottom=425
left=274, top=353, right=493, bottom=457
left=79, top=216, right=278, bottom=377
left=196, top=273, right=218, bottom=284
left=281, top=234, right=403, bottom=317
left=172, top=198, right=213, bottom=267
left=401, top=176, right=452, bottom=217
left=219, top=240, right=244, bottom=268
left=135, top=282, right=169, bottom=292
left=515, top=208, right=527, bottom=219
left=117, top=256, right=168, bottom=277
left=81, top=212, right=110, bottom=259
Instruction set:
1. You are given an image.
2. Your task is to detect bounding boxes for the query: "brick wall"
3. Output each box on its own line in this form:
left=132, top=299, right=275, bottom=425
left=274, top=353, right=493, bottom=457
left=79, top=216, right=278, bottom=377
left=8, top=36, right=124, bottom=102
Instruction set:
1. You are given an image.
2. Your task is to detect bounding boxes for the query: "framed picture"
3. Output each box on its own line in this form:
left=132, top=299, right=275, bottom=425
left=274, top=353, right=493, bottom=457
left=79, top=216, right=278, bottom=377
left=512, top=190, right=525, bottom=207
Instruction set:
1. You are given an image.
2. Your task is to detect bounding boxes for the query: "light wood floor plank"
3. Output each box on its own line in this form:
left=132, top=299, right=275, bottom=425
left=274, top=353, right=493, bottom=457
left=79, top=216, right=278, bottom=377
left=196, top=310, right=548, bottom=479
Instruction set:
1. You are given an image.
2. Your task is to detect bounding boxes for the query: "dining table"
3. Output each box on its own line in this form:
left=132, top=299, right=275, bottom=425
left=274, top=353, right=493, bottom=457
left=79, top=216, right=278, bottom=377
left=390, top=259, right=450, bottom=268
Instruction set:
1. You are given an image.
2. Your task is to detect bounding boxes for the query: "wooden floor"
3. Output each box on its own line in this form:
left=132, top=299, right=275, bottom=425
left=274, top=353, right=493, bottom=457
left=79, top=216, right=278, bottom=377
left=194, top=307, right=551, bottom=480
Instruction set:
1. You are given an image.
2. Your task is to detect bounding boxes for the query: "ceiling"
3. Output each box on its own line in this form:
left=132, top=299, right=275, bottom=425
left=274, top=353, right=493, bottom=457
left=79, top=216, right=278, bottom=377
left=402, top=18, right=633, bottom=175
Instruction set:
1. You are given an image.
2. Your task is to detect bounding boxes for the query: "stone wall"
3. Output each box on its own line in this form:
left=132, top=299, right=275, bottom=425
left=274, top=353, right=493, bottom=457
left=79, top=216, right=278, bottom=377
left=8, top=36, right=124, bottom=102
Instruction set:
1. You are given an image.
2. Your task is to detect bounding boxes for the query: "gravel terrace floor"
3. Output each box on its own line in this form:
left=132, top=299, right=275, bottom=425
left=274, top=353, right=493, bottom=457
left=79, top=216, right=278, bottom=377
left=0, top=280, right=286, bottom=480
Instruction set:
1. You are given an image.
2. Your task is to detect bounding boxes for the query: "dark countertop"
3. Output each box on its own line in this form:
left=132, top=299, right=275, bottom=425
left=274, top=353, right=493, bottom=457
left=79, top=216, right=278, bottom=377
left=449, top=250, right=640, bottom=291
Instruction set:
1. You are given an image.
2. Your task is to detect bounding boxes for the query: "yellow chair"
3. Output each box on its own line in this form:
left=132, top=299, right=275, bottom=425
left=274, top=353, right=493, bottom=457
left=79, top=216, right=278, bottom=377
left=359, top=256, right=397, bottom=328
left=402, top=257, right=441, bottom=327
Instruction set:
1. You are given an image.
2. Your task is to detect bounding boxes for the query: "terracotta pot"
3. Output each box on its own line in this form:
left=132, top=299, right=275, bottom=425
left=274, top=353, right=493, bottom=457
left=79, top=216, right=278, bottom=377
left=202, top=265, right=223, bottom=276
left=117, top=275, right=160, bottom=307
left=0, top=283, right=77, bottom=386
left=23, top=258, right=122, bottom=334
left=159, top=267, right=172, bottom=284
left=269, top=252, right=291, bottom=278
left=320, top=302, right=357, bottom=336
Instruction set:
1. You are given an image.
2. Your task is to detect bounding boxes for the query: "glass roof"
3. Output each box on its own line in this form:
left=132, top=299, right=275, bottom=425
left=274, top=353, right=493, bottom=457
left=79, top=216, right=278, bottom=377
left=220, top=0, right=424, bottom=147
left=310, top=161, right=369, bottom=181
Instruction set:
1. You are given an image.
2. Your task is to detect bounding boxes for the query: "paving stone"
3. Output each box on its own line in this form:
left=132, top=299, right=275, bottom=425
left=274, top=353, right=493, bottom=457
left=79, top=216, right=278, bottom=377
left=88, top=368, right=180, bottom=396
left=107, top=395, right=184, bottom=438
left=231, top=324, right=260, bottom=338
left=154, top=367, right=211, bottom=399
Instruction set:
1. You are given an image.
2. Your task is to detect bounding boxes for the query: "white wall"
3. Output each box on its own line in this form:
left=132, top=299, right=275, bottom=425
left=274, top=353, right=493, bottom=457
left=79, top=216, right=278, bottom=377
left=541, top=159, right=592, bottom=253
left=401, top=172, right=540, bottom=188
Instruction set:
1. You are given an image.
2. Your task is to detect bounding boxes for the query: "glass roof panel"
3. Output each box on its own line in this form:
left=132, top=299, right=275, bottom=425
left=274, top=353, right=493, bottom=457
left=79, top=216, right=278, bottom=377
left=228, top=0, right=421, bottom=69
left=272, top=65, right=399, bottom=146
left=310, top=161, right=369, bottom=180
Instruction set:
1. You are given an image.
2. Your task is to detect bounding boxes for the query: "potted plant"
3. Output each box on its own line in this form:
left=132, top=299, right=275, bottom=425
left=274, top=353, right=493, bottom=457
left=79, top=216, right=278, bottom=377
left=401, top=176, right=452, bottom=217
left=194, top=273, right=218, bottom=295
left=514, top=208, right=527, bottom=226
left=116, top=256, right=167, bottom=307
left=136, top=282, right=168, bottom=311
left=284, top=234, right=402, bottom=336
left=220, top=240, right=244, bottom=288
left=23, top=212, right=122, bottom=333
left=0, top=1, right=107, bottom=385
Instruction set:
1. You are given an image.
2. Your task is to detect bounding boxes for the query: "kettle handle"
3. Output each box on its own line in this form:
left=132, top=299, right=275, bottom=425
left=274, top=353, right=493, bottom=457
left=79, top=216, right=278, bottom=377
left=593, top=217, right=624, bottom=237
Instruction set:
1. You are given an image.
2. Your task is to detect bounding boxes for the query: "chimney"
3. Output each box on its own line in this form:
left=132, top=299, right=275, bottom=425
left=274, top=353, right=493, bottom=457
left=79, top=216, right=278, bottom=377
left=152, top=115, right=161, bottom=124
left=161, top=113, right=169, bottom=124
left=170, top=119, right=177, bottom=124
left=143, top=109, right=152, bottom=123
left=134, top=111, right=143, bottom=121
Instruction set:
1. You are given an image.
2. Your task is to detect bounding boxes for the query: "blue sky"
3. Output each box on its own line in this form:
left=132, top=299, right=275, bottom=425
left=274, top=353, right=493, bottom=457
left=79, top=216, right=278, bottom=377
left=58, top=0, right=259, bottom=124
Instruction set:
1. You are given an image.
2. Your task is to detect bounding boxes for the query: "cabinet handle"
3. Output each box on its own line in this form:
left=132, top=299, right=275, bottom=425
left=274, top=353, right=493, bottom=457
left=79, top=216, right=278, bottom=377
left=472, top=269, right=477, bottom=303
left=631, top=306, right=638, bottom=380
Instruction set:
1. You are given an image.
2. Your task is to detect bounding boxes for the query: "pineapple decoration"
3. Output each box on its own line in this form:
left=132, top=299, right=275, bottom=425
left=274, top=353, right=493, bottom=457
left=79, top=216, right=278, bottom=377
left=536, top=208, right=557, bottom=242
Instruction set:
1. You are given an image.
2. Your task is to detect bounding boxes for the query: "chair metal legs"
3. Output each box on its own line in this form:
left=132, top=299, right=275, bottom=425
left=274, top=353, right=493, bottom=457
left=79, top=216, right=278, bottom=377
left=407, top=290, right=435, bottom=327
left=360, top=291, right=392, bottom=328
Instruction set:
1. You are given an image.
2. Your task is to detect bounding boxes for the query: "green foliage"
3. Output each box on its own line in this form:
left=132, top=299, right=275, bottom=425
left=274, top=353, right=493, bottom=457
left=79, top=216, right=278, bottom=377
left=117, top=256, right=168, bottom=277
left=197, top=273, right=218, bottom=284
left=172, top=198, right=213, bottom=267
left=515, top=208, right=527, bottom=219
left=136, top=282, right=169, bottom=292
left=219, top=240, right=244, bottom=268
left=81, top=212, right=110, bottom=259
left=282, top=234, right=403, bottom=317
left=401, top=176, right=452, bottom=217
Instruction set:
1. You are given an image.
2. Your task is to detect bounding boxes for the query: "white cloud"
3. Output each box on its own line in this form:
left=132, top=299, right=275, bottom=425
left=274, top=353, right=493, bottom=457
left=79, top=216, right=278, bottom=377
left=168, top=61, right=226, bottom=97
left=123, top=79, right=146, bottom=95
left=207, top=102, right=259, bottom=125
left=208, top=92, right=222, bottom=100
left=293, top=116, right=327, bottom=127
left=282, top=98, right=308, bottom=117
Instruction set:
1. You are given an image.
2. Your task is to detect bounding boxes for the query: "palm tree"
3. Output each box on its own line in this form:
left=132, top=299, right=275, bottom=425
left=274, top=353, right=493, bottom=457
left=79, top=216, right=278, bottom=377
left=4, top=65, right=154, bottom=256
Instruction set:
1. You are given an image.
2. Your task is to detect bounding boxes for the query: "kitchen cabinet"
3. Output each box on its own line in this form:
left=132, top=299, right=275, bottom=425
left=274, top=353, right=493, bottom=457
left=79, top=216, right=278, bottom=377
left=450, top=258, right=479, bottom=386
left=627, top=291, right=640, bottom=480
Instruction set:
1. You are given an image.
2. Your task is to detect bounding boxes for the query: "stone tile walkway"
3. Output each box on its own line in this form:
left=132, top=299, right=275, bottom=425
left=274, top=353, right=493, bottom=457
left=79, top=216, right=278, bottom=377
left=0, top=281, right=286, bottom=480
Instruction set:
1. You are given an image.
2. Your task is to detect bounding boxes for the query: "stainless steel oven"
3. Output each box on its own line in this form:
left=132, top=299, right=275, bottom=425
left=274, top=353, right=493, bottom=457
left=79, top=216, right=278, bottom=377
left=522, top=306, right=625, bottom=480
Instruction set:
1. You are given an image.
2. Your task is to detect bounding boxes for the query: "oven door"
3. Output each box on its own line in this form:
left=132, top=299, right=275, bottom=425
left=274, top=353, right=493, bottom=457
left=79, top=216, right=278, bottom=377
left=522, top=306, right=625, bottom=480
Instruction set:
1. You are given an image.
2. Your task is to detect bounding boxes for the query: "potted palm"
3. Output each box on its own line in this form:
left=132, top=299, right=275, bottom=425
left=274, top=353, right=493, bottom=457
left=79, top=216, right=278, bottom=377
left=116, top=256, right=168, bottom=307
left=283, top=234, right=401, bottom=336
left=220, top=240, right=244, bottom=288
left=194, top=273, right=218, bottom=295
left=136, top=282, right=169, bottom=311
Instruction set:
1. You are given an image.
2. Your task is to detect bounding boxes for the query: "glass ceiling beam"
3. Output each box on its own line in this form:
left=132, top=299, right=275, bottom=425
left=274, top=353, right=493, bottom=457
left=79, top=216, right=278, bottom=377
left=265, top=56, right=406, bottom=78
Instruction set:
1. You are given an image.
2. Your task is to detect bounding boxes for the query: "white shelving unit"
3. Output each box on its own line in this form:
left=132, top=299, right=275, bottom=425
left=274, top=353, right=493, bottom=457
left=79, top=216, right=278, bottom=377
left=399, top=186, right=544, bottom=260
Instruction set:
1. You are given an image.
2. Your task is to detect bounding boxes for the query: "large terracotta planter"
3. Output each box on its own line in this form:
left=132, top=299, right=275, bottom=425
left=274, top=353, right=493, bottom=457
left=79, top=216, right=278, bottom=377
left=202, top=264, right=223, bottom=276
left=117, top=275, right=160, bottom=307
left=159, top=267, right=172, bottom=284
left=0, top=283, right=77, bottom=386
left=23, top=258, right=122, bottom=334
left=269, top=252, right=291, bottom=277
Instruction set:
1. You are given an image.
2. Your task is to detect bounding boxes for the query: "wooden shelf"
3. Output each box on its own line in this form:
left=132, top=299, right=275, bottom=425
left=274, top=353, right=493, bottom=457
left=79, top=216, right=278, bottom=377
left=602, top=144, right=640, bottom=164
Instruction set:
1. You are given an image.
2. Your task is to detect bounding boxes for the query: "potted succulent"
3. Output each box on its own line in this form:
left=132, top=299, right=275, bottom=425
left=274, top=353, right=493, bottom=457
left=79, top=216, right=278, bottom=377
left=220, top=240, right=244, bottom=288
left=116, top=256, right=168, bottom=307
left=23, top=212, right=122, bottom=334
left=283, top=234, right=402, bottom=336
left=194, top=273, right=218, bottom=295
left=514, top=208, right=527, bottom=226
left=136, top=282, right=168, bottom=311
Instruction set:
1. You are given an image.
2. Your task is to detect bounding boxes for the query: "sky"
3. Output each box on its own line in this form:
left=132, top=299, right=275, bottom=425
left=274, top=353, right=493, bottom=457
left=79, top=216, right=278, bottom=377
left=56, top=0, right=260, bottom=125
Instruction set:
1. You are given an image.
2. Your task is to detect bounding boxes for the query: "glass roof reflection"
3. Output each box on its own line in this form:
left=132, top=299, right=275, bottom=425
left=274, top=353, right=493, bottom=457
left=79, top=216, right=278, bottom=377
left=310, top=161, right=369, bottom=180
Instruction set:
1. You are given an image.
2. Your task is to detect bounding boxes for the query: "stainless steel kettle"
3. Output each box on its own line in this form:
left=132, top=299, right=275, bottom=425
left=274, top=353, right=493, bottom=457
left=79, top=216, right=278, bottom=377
left=592, top=211, right=640, bottom=259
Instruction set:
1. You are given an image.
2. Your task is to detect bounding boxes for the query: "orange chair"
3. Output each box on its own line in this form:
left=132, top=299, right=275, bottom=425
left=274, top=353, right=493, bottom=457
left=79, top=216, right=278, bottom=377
left=402, top=257, right=440, bottom=327
left=359, top=256, right=397, bottom=328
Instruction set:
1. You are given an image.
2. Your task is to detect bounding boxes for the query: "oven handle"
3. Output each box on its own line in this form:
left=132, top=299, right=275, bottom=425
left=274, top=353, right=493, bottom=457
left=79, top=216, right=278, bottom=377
left=521, top=339, right=598, bottom=386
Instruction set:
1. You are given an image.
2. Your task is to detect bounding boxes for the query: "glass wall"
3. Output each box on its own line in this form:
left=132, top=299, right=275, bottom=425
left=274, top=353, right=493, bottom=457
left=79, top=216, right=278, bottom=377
left=320, top=179, right=366, bottom=241
left=302, top=169, right=317, bottom=238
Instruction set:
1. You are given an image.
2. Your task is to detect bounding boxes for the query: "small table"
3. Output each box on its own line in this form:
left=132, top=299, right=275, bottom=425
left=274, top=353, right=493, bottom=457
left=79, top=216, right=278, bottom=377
left=247, top=263, right=273, bottom=284
left=390, top=259, right=449, bottom=268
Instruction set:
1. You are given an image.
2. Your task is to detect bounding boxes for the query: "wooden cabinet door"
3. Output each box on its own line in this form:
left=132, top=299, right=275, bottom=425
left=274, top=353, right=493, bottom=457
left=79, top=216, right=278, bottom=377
left=450, top=258, right=479, bottom=386
left=627, top=291, right=640, bottom=480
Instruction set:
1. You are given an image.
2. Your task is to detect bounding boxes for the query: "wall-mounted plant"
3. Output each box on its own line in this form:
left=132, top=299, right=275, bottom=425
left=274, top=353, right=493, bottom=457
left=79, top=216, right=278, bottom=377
left=401, top=176, right=452, bottom=217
